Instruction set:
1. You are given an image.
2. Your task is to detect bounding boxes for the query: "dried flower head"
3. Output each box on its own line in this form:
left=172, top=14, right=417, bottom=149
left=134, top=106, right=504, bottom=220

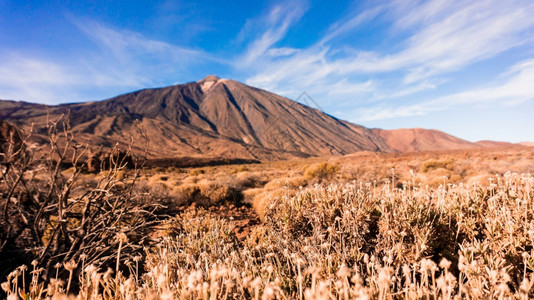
left=64, top=259, right=78, bottom=272
left=116, top=232, right=129, bottom=244
left=439, top=258, right=451, bottom=270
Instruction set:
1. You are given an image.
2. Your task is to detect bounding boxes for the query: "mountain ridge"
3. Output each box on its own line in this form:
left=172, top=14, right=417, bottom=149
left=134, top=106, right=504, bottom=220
left=0, top=76, right=518, bottom=160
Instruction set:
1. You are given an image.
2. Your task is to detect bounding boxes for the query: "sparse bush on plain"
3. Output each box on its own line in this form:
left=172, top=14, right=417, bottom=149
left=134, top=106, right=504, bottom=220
left=171, top=182, right=240, bottom=207
left=421, top=158, right=456, bottom=172
left=189, top=168, right=205, bottom=176
left=304, top=162, right=339, bottom=181
left=229, top=171, right=264, bottom=189
left=0, top=116, right=162, bottom=291
left=5, top=170, right=534, bottom=299
left=2, top=123, right=534, bottom=299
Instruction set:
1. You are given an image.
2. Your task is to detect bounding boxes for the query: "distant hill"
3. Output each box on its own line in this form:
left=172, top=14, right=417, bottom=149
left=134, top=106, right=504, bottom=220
left=372, top=128, right=479, bottom=152
left=519, top=142, right=534, bottom=147
left=476, top=140, right=517, bottom=148
left=0, top=76, right=518, bottom=160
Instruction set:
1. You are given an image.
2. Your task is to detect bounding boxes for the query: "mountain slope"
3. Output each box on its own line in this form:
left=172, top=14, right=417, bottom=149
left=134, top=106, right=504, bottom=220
left=1, top=76, right=517, bottom=160
left=0, top=76, right=391, bottom=160
left=372, top=128, right=480, bottom=152
left=475, top=140, right=516, bottom=148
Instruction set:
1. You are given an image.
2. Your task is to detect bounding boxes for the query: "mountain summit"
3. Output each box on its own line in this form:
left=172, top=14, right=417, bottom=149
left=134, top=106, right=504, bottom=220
left=0, top=76, right=499, bottom=160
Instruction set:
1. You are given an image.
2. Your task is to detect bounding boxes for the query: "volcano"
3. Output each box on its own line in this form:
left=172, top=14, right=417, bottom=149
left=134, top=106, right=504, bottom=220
left=0, top=75, right=509, bottom=160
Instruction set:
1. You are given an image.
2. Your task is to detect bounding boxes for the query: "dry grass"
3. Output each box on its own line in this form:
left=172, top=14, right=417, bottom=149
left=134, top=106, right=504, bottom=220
left=304, top=162, right=339, bottom=182
left=420, top=158, right=456, bottom=173
left=3, top=147, right=534, bottom=299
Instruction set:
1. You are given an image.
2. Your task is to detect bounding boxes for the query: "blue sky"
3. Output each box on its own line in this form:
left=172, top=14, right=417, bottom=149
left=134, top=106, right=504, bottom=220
left=1, top=0, right=533, bottom=142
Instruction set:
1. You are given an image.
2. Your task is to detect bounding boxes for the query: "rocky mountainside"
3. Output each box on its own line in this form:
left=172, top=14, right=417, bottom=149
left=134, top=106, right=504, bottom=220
left=0, top=76, right=518, bottom=160
left=0, top=76, right=390, bottom=160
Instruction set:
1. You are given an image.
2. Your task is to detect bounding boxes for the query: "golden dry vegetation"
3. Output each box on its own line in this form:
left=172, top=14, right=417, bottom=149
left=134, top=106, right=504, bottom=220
left=2, top=128, right=534, bottom=299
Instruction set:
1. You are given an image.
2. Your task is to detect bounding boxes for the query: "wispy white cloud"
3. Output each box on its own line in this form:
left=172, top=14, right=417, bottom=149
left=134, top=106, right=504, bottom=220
left=0, top=53, right=81, bottom=103
left=326, top=79, right=374, bottom=96
left=71, top=18, right=212, bottom=64
left=0, top=18, right=219, bottom=103
left=237, top=0, right=309, bottom=68
left=353, top=58, right=534, bottom=121
left=70, top=18, right=225, bottom=82
left=243, top=0, right=534, bottom=113
left=361, top=0, right=534, bottom=81
left=390, top=0, right=457, bottom=31
left=319, top=5, right=385, bottom=45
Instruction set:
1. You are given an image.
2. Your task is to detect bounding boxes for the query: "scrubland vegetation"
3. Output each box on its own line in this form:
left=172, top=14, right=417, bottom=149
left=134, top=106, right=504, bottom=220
left=2, top=118, right=534, bottom=299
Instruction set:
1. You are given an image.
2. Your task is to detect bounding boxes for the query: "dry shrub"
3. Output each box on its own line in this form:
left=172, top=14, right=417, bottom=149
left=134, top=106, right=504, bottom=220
left=4, top=170, right=534, bottom=299
left=251, top=190, right=272, bottom=221
left=263, top=176, right=307, bottom=190
left=172, top=182, right=240, bottom=207
left=199, top=182, right=235, bottom=205
left=189, top=168, right=205, bottom=176
left=182, top=173, right=204, bottom=184
left=333, top=148, right=534, bottom=186
left=252, top=188, right=298, bottom=221
left=242, top=187, right=263, bottom=203
left=148, top=173, right=172, bottom=185
left=116, top=169, right=126, bottom=180
left=422, top=168, right=462, bottom=186
left=304, top=162, right=339, bottom=181
left=134, top=181, right=177, bottom=210
left=253, top=176, right=308, bottom=220
left=4, top=145, right=534, bottom=299
left=74, top=174, right=99, bottom=190
left=233, top=165, right=249, bottom=173
left=466, top=174, right=493, bottom=186
left=171, top=183, right=200, bottom=206
left=421, top=158, right=456, bottom=172
left=0, top=116, right=161, bottom=290
left=227, top=171, right=264, bottom=189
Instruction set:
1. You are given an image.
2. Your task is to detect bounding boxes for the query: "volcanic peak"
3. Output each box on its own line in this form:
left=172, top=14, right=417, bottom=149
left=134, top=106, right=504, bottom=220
left=198, top=75, right=223, bottom=93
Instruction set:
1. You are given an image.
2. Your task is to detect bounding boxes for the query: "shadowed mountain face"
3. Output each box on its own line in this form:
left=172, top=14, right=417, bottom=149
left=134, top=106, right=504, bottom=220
left=0, top=76, right=390, bottom=160
left=0, top=76, right=514, bottom=160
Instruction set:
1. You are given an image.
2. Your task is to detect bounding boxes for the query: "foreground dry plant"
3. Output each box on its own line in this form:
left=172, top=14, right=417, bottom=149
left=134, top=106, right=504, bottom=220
left=0, top=116, right=163, bottom=297
left=4, top=167, right=534, bottom=299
